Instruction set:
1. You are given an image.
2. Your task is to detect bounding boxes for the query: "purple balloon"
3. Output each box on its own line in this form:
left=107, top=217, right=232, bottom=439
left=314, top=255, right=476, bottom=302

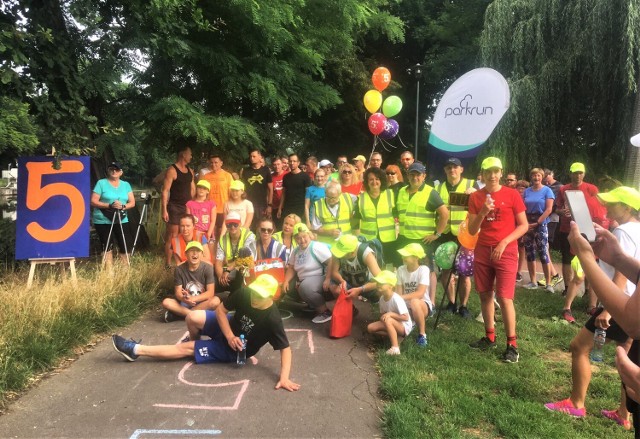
left=379, top=119, right=399, bottom=139
left=455, top=247, right=474, bottom=277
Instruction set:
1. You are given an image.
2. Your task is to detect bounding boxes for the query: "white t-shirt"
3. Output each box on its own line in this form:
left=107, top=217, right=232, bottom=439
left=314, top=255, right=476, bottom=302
left=378, top=292, right=414, bottom=336
left=396, top=264, right=432, bottom=310
left=225, top=199, right=254, bottom=226
left=599, top=221, right=640, bottom=296
left=289, top=241, right=332, bottom=280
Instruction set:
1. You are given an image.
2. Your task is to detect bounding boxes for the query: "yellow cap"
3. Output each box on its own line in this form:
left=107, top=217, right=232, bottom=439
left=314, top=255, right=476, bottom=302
left=196, top=180, right=210, bottom=191
left=352, top=155, right=366, bottom=162
left=569, top=162, right=585, bottom=173
left=185, top=241, right=204, bottom=252
left=397, top=243, right=426, bottom=259
left=481, top=157, right=503, bottom=170
left=293, top=222, right=310, bottom=235
left=248, top=274, right=279, bottom=298
left=331, top=234, right=359, bottom=258
left=372, top=270, right=397, bottom=286
left=230, top=180, right=245, bottom=191
left=597, top=186, right=640, bottom=210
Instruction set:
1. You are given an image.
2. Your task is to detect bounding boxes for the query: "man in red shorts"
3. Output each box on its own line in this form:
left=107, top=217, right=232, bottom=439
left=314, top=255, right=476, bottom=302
left=467, top=157, right=528, bottom=363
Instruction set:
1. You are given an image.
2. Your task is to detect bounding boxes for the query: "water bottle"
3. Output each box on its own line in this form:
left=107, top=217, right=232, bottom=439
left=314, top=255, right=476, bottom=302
left=485, top=193, right=496, bottom=221
left=237, top=334, right=247, bottom=365
left=590, top=328, right=606, bottom=362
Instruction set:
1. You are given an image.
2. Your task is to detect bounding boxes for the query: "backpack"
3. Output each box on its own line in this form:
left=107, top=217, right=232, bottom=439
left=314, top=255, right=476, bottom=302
left=356, top=235, right=385, bottom=270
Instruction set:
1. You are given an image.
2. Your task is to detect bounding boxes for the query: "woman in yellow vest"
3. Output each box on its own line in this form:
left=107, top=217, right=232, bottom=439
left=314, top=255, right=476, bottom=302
left=354, top=167, right=396, bottom=263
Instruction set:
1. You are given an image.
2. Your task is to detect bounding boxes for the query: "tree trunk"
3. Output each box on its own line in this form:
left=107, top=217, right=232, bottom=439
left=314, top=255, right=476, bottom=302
left=624, top=72, right=640, bottom=188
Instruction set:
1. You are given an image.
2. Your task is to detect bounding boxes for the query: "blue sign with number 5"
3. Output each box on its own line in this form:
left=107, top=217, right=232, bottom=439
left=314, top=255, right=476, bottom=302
left=16, top=156, right=90, bottom=259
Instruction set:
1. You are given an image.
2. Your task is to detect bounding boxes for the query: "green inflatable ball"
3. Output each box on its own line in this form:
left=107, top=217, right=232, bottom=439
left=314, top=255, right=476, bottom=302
left=434, top=241, right=458, bottom=269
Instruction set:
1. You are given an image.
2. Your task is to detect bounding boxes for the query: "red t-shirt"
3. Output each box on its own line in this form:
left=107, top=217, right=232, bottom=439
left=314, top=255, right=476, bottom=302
left=468, top=186, right=525, bottom=248
left=555, top=182, right=606, bottom=233
left=271, top=171, right=288, bottom=209
left=341, top=182, right=363, bottom=196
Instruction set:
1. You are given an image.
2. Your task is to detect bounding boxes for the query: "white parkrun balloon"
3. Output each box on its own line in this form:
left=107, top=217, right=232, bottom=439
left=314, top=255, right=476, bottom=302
left=631, top=133, right=640, bottom=147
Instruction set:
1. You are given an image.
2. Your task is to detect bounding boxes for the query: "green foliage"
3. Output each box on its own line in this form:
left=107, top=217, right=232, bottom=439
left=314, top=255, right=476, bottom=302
left=480, top=0, right=640, bottom=180
left=0, top=97, right=39, bottom=156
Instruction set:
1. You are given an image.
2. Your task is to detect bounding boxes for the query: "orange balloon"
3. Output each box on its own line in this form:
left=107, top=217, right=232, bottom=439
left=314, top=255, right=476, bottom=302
left=457, top=218, right=479, bottom=250
left=372, top=67, right=391, bottom=92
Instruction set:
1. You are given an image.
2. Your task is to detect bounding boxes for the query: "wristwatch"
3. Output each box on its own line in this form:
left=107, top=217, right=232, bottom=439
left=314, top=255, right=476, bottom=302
left=435, top=232, right=442, bottom=238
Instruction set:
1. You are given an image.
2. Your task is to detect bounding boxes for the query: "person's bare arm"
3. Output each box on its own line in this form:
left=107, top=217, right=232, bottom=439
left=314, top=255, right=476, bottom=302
left=275, top=347, right=300, bottom=392
left=162, top=166, right=177, bottom=222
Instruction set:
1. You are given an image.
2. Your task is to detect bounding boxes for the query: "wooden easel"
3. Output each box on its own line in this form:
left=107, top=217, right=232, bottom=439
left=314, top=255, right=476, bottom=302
left=27, top=257, right=77, bottom=289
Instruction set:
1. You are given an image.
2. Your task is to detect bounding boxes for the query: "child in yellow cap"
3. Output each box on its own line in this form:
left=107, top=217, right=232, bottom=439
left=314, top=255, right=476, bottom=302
left=186, top=180, right=217, bottom=249
left=367, top=270, right=414, bottom=355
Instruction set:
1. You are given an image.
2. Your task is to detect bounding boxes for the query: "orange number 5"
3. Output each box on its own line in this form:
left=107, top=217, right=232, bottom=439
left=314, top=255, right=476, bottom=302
left=25, top=160, right=86, bottom=243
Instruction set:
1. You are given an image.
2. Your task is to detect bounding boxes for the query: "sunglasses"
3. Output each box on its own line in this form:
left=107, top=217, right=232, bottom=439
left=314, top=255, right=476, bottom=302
left=342, top=171, right=352, bottom=174
left=337, top=160, right=347, bottom=164
left=260, top=228, right=273, bottom=233
left=386, top=172, right=396, bottom=176
left=226, top=223, right=239, bottom=228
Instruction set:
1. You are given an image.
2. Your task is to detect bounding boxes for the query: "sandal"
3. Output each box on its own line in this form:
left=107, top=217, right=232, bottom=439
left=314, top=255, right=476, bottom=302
left=601, top=409, right=631, bottom=430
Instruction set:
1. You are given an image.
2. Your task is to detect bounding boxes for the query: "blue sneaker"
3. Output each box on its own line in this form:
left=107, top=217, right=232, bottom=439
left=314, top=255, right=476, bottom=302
left=112, top=334, right=139, bottom=361
left=416, top=334, right=428, bottom=347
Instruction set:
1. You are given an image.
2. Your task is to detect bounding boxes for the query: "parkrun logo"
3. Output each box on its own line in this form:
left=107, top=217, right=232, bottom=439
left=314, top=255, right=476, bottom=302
left=444, top=94, right=494, bottom=118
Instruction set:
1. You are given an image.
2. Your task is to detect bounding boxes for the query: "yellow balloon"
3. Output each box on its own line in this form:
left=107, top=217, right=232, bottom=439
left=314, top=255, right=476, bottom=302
left=363, top=90, right=382, bottom=114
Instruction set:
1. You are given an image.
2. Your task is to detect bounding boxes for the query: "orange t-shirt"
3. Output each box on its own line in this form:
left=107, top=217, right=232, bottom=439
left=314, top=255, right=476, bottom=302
left=203, top=170, right=233, bottom=214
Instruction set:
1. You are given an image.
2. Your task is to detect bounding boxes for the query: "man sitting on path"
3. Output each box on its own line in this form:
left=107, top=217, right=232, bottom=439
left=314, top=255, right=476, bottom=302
left=163, top=241, right=219, bottom=322
left=113, top=274, right=300, bottom=392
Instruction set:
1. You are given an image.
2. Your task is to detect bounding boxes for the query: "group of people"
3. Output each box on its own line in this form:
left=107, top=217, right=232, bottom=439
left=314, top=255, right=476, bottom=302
left=97, top=147, right=640, bottom=430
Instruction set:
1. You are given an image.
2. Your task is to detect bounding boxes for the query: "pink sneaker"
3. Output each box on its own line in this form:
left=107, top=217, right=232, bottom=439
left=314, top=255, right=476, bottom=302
left=601, top=409, right=631, bottom=430
left=544, top=398, right=586, bottom=417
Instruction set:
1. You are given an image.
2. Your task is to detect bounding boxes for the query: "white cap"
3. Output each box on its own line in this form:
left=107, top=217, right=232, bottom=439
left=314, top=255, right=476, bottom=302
left=319, top=159, right=333, bottom=167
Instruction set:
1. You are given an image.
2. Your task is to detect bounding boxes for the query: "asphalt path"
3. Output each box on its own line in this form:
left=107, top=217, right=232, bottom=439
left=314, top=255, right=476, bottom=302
left=0, top=300, right=382, bottom=439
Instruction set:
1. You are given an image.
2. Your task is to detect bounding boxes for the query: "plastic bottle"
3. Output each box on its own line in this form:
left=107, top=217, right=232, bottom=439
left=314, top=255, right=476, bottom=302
left=485, top=193, right=496, bottom=221
left=590, top=328, right=606, bottom=362
left=237, top=334, right=247, bottom=365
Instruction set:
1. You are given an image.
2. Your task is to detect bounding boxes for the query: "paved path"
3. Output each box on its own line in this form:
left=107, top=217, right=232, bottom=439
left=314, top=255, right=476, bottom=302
left=0, top=301, right=381, bottom=438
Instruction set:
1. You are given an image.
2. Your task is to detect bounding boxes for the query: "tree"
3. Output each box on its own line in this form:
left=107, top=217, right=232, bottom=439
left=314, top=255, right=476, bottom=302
left=480, top=0, right=640, bottom=181
left=0, top=97, right=38, bottom=158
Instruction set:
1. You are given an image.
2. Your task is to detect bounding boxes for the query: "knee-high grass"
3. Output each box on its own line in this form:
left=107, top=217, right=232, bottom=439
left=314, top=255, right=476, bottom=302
left=0, top=255, right=170, bottom=407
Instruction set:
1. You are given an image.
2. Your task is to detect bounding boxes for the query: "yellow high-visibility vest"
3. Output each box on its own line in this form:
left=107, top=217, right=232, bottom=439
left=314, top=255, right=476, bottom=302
left=397, top=184, right=435, bottom=239
left=436, top=178, right=472, bottom=235
left=314, top=193, right=354, bottom=245
left=358, top=189, right=396, bottom=243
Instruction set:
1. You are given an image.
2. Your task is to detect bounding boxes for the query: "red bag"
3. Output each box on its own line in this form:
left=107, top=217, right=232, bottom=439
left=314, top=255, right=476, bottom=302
left=330, top=291, right=353, bottom=338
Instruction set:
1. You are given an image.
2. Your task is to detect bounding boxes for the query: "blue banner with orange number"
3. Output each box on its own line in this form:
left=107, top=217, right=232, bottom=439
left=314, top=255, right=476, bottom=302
left=16, top=156, right=90, bottom=259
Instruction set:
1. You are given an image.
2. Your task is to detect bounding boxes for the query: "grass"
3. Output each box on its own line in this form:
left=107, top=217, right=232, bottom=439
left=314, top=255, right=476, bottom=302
left=0, top=253, right=171, bottom=408
left=376, top=285, right=632, bottom=439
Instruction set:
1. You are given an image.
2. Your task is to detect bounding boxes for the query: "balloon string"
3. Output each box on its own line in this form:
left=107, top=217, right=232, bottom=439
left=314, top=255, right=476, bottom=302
left=369, top=136, right=379, bottom=161
left=377, top=137, right=398, bottom=152
left=396, top=134, right=410, bottom=150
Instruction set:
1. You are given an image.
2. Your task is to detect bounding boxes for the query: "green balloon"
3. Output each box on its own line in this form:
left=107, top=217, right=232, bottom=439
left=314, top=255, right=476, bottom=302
left=434, top=241, right=458, bottom=269
left=382, top=96, right=403, bottom=117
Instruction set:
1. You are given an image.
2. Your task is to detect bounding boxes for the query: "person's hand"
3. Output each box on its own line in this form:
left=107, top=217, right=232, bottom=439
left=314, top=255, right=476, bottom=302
left=617, top=346, right=640, bottom=403
left=589, top=222, right=625, bottom=265
left=322, top=278, right=331, bottom=292
left=422, top=234, right=438, bottom=244
left=490, top=241, right=507, bottom=261
left=480, top=195, right=495, bottom=217
left=264, top=206, right=272, bottom=219
left=162, top=210, right=169, bottom=223
left=381, top=312, right=391, bottom=322
left=227, top=335, right=244, bottom=351
left=277, top=208, right=282, bottom=219
left=562, top=207, right=572, bottom=217
left=567, top=221, right=595, bottom=259
left=111, top=200, right=123, bottom=209
left=331, top=229, right=341, bottom=238
left=283, top=280, right=290, bottom=293
left=345, top=287, right=360, bottom=298
left=528, top=223, right=538, bottom=231
left=595, top=309, right=610, bottom=329
left=465, top=187, right=477, bottom=195
left=220, top=272, right=230, bottom=286
left=275, top=378, right=301, bottom=392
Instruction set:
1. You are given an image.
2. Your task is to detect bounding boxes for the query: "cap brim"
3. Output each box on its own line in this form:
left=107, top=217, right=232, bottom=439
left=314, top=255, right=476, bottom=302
left=331, top=247, right=348, bottom=258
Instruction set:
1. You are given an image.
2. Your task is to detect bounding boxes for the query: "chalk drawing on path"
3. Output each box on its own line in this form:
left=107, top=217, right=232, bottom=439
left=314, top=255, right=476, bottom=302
left=130, top=429, right=221, bottom=438
left=154, top=328, right=314, bottom=411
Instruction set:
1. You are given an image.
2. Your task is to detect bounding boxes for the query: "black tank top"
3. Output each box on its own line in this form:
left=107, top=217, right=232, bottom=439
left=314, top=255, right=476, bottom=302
left=168, top=164, right=193, bottom=205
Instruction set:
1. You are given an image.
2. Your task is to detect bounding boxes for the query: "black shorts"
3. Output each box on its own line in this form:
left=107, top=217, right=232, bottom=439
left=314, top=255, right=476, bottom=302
left=167, top=202, right=187, bottom=225
left=95, top=222, right=133, bottom=254
left=584, top=307, right=629, bottom=344
left=557, top=231, right=574, bottom=265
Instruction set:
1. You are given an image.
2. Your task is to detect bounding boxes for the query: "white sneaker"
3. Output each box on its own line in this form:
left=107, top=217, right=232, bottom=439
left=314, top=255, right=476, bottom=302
left=524, top=282, right=537, bottom=289
left=545, top=285, right=555, bottom=293
left=386, top=346, right=401, bottom=355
